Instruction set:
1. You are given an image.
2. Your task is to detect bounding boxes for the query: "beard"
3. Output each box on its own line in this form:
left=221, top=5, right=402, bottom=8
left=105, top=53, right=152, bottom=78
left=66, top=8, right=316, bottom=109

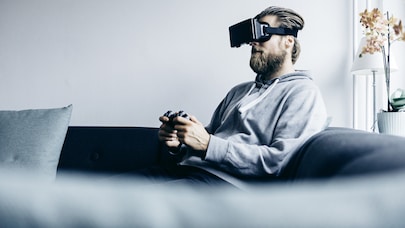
left=249, top=48, right=286, bottom=76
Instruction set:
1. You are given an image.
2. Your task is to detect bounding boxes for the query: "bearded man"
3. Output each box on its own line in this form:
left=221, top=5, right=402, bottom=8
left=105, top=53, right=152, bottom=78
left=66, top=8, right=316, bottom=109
left=155, top=6, right=328, bottom=188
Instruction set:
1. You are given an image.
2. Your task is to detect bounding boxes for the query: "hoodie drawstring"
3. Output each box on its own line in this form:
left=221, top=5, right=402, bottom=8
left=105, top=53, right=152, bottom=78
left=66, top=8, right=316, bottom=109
left=238, top=78, right=279, bottom=113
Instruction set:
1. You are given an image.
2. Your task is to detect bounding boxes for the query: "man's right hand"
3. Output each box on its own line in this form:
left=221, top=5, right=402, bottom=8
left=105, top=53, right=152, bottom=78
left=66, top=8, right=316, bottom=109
left=158, top=116, right=181, bottom=149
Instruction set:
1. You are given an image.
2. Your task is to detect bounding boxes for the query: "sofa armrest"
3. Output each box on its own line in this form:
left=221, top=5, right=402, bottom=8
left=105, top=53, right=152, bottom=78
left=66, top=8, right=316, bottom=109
left=57, top=126, right=162, bottom=176
left=284, top=127, right=405, bottom=180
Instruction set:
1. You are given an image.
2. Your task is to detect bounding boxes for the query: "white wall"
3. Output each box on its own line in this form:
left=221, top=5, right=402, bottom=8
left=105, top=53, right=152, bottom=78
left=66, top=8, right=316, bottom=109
left=0, top=0, right=355, bottom=127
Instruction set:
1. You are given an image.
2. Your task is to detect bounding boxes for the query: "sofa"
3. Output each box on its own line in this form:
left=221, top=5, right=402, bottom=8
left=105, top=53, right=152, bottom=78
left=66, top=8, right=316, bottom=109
left=58, top=126, right=405, bottom=182
left=2, top=107, right=405, bottom=227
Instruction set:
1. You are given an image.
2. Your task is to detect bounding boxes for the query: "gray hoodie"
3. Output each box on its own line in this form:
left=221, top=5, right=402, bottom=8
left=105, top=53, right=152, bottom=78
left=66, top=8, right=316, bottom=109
left=181, top=71, right=328, bottom=187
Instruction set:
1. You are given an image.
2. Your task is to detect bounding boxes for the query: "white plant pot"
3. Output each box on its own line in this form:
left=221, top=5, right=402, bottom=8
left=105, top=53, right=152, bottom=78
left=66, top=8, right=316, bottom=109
left=377, top=112, right=405, bottom=137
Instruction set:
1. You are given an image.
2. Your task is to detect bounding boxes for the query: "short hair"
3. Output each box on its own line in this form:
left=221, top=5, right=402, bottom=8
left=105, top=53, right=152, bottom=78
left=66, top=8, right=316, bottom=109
left=255, top=6, right=305, bottom=64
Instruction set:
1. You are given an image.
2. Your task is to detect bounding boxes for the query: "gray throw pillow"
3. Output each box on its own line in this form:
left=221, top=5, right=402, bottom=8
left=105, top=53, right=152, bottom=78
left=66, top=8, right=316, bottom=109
left=0, top=105, right=73, bottom=180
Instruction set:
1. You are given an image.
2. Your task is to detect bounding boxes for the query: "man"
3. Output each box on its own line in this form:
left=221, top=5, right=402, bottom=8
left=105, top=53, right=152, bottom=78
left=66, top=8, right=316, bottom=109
left=157, top=6, right=327, bottom=188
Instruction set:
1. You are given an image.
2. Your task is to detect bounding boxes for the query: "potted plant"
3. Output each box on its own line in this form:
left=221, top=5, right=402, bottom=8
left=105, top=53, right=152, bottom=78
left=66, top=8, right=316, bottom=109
left=358, top=8, right=405, bottom=136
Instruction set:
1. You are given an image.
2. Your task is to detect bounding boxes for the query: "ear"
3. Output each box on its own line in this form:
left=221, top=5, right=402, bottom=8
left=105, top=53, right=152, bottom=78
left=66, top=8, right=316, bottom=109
left=284, top=35, right=295, bottom=48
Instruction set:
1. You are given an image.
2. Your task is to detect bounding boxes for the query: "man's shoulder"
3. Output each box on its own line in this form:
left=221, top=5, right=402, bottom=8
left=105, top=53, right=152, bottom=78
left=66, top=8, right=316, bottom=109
left=227, top=81, right=254, bottom=94
left=280, top=77, right=319, bottom=90
left=231, top=81, right=254, bottom=90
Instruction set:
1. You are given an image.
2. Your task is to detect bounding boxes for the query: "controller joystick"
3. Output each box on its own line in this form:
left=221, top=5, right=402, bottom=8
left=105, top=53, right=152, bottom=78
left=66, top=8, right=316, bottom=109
left=163, top=110, right=190, bottom=125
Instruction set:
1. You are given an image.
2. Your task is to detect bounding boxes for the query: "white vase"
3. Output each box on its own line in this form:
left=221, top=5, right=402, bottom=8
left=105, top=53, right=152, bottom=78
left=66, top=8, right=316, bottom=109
left=377, top=112, right=405, bottom=137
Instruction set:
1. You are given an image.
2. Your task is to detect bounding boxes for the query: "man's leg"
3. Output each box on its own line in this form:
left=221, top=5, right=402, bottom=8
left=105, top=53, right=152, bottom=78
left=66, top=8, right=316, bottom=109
left=124, top=165, right=233, bottom=187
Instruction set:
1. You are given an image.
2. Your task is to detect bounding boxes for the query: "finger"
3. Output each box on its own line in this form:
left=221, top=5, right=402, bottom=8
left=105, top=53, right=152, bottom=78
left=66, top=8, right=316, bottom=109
left=159, top=128, right=177, bottom=137
left=173, top=123, right=188, bottom=132
left=160, top=122, right=177, bottom=132
left=165, top=140, right=181, bottom=148
left=159, top=116, right=170, bottom=123
left=159, top=133, right=178, bottom=142
left=189, top=115, right=202, bottom=125
left=172, top=116, right=190, bottom=125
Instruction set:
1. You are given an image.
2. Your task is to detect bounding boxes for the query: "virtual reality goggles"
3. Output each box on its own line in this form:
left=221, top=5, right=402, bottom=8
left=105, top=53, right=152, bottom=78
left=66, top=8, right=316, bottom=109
left=229, top=18, right=299, bottom=48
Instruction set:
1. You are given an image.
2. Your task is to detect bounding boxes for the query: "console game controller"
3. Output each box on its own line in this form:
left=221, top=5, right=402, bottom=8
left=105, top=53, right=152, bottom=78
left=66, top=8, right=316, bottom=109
left=163, top=110, right=190, bottom=125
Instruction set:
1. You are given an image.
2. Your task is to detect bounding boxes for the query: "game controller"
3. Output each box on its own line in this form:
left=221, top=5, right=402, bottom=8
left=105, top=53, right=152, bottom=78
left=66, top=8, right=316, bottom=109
left=163, top=110, right=190, bottom=125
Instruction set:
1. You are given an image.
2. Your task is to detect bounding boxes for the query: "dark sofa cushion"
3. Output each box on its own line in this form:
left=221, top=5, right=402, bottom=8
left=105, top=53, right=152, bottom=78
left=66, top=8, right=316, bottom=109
left=58, top=127, right=162, bottom=176
left=284, top=127, right=405, bottom=180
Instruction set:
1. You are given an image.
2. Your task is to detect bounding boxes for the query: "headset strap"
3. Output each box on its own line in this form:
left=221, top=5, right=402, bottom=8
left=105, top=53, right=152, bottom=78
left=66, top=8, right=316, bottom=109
left=264, top=27, right=298, bottom=37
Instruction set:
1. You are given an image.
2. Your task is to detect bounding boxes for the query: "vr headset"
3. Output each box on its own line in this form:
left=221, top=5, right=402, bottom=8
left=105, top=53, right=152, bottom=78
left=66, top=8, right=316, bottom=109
left=229, top=18, right=299, bottom=48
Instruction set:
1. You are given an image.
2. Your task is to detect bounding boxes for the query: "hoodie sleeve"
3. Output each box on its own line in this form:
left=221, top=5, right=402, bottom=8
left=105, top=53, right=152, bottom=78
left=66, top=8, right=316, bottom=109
left=204, top=85, right=328, bottom=177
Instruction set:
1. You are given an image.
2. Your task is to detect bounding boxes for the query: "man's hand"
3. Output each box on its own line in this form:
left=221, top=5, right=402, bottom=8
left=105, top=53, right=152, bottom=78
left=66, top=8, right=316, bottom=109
left=158, top=115, right=181, bottom=149
left=173, top=115, right=210, bottom=152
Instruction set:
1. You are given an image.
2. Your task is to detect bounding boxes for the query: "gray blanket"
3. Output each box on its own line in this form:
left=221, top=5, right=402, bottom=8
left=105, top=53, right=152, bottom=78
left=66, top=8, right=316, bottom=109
left=1, top=169, right=404, bottom=227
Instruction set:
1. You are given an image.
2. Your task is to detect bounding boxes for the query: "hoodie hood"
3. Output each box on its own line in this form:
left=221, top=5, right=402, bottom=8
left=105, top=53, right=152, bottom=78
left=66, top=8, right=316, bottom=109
left=221, top=71, right=314, bottom=123
left=239, top=71, right=313, bottom=114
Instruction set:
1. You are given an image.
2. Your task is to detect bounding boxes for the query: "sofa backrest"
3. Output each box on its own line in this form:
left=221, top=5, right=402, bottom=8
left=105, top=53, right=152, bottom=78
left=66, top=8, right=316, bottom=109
left=57, top=126, right=162, bottom=176
left=283, top=127, right=405, bottom=180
